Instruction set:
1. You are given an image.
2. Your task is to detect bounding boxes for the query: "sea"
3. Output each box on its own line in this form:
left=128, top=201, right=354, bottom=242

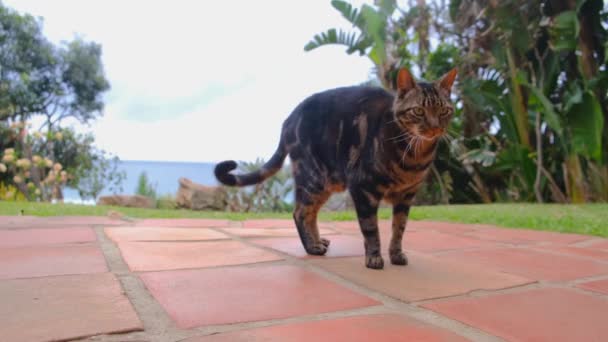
left=63, top=160, right=218, bottom=204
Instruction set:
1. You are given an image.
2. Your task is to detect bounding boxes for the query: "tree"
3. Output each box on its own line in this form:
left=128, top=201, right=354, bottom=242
left=0, top=4, right=109, bottom=127
left=135, top=172, right=157, bottom=200
left=0, top=2, right=121, bottom=202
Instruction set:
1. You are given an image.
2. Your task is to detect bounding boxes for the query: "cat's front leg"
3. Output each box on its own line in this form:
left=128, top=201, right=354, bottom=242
left=350, top=186, right=383, bottom=269
left=389, top=203, right=410, bottom=265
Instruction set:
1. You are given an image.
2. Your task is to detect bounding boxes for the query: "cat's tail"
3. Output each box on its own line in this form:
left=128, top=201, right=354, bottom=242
left=214, top=139, right=287, bottom=187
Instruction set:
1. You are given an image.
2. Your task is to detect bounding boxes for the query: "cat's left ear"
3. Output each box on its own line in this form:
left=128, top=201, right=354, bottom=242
left=437, top=68, right=458, bottom=93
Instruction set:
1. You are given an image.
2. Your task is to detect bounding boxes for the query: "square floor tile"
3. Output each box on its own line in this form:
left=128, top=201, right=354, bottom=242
left=184, top=314, right=468, bottom=341
left=464, top=227, right=587, bottom=245
left=242, top=219, right=333, bottom=229
left=105, top=226, right=227, bottom=242
left=577, top=278, right=608, bottom=295
left=535, top=245, right=608, bottom=261
left=40, top=216, right=126, bottom=226
left=411, top=221, right=477, bottom=234
left=251, top=235, right=365, bottom=258
left=443, top=247, right=608, bottom=281
left=139, top=265, right=379, bottom=328
left=394, top=231, right=495, bottom=253
left=221, top=227, right=335, bottom=238
left=310, top=253, right=532, bottom=302
left=423, top=287, right=608, bottom=342
left=135, top=219, right=230, bottom=228
left=117, top=240, right=282, bottom=271
left=0, top=273, right=142, bottom=342
left=0, top=228, right=96, bottom=247
left=587, top=239, right=608, bottom=251
left=0, top=245, right=108, bottom=279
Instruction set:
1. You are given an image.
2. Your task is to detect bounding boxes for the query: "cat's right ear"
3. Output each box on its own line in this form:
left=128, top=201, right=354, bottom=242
left=397, top=68, right=416, bottom=96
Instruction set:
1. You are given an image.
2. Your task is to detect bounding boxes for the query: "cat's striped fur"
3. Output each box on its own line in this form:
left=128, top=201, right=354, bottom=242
left=215, top=68, right=457, bottom=269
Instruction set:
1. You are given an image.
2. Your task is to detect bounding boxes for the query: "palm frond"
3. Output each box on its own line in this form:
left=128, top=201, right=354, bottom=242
left=331, top=0, right=365, bottom=30
left=304, top=28, right=370, bottom=55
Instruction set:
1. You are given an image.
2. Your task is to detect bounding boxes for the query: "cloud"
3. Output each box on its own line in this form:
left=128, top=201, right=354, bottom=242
left=5, top=0, right=376, bottom=162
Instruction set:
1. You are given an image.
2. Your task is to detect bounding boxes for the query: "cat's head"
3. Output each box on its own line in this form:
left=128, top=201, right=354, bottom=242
left=392, top=68, right=457, bottom=140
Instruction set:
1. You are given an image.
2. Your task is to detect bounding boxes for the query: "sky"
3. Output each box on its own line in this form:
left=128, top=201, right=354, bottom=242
left=4, top=0, right=375, bottom=163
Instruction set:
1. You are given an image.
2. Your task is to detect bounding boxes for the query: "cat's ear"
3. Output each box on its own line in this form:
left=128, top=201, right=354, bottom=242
left=437, top=68, right=458, bottom=93
left=397, top=68, right=416, bottom=95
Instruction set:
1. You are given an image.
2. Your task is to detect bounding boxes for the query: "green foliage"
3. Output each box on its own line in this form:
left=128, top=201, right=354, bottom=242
left=156, top=194, right=177, bottom=210
left=225, top=158, right=293, bottom=212
left=308, top=0, right=608, bottom=204
left=135, top=172, right=157, bottom=200
left=0, top=3, right=109, bottom=125
left=305, top=1, right=395, bottom=87
left=549, top=11, right=580, bottom=51
left=0, top=182, right=26, bottom=201
left=568, top=91, right=604, bottom=162
left=0, top=2, right=118, bottom=202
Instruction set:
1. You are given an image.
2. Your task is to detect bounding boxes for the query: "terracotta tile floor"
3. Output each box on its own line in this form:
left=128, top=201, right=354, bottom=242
left=423, top=287, right=608, bottom=342
left=140, top=264, right=380, bottom=328
left=3, top=216, right=607, bottom=341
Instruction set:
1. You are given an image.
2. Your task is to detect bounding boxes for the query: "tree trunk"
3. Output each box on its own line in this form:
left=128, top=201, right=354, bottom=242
left=564, top=154, right=588, bottom=203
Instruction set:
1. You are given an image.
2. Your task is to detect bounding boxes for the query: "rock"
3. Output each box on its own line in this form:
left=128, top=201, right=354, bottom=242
left=176, top=177, right=227, bottom=211
left=97, top=195, right=154, bottom=208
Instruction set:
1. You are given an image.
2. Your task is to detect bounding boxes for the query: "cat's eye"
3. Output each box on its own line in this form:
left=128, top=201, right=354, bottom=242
left=440, top=108, right=453, bottom=117
left=412, top=107, right=425, bottom=117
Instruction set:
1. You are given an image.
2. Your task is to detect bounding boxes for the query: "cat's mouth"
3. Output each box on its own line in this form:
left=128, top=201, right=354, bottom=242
left=420, top=128, right=445, bottom=140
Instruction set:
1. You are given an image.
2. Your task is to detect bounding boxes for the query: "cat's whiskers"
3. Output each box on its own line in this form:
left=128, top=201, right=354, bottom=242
left=387, top=131, right=412, bottom=142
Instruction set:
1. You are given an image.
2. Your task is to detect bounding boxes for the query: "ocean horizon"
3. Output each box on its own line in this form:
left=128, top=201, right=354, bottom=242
left=63, top=160, right=218, bottom=204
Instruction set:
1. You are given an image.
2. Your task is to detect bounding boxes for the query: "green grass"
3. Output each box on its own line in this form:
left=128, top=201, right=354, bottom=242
left=0, top=201, right=606, bottom=237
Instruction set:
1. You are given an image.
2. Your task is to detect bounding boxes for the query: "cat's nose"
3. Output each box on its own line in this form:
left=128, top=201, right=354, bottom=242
left=425, top=127, right=444, bottom=138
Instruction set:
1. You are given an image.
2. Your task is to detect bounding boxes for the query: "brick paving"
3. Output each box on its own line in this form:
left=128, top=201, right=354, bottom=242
left=0, top=216, right=607, bottom=342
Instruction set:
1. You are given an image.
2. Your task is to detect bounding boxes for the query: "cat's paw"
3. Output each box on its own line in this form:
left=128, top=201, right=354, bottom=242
left=390, top=251, right=408, bottom=266
left=365, top=255, right=384, bottom=269
left=320, top=237, right=331, bottom=247
left=305, top=243, right=328, bottom=256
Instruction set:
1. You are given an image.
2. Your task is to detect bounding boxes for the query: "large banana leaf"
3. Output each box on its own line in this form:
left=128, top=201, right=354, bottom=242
left=360, top=4, right=387, bottom=66
left=331, top=0, right=365, bottom=29
left=549, top=10, right=579, bottom=52
left=523, top=83, right=563, bottom=136
left=568, top=91, right=604, bottom=162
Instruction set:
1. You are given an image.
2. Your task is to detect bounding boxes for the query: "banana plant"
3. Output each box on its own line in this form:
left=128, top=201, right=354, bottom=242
left=304, top=0, right=396, bottom=87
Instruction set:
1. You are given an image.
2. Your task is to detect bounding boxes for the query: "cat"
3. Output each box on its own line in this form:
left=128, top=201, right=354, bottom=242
left=215, top=68, right=457, bottom=269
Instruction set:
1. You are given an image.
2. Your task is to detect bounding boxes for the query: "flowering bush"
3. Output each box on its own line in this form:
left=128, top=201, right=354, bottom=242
left=0, top=122, right=70, bottom=201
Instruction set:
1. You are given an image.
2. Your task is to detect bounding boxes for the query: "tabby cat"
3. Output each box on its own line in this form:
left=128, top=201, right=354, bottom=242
left=215, top=68, right=457, bottom=269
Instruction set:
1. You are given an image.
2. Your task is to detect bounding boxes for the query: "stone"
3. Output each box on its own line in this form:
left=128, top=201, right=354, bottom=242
left=251, top=236, right=365, bottom=258
left=139, top=265, right=379, bottom=328
left=0, top=245, right=108, bottom=279
left=443, top=247, right=608, bottom=281
left=0, top=228, right=96, bottom=248
left=105, top=226, right=228, bottom=242
left=423, top=287, right=608, bottom=342
left=310, top=253, right=532, bottom=302
left=221, top=227, right=335, bottom=238
left=577, top=278, right=608, bottom=295
left=135, top=218, right=230, bottom=227
left=184, top=314, right=469, bottom=341
left=176, top=177, right=227, bottom=210
left=117, top=240, right=282, bottom=271
left=0, top=273, right=142, bottom=342
left=97, top=194, right=154, bottom=208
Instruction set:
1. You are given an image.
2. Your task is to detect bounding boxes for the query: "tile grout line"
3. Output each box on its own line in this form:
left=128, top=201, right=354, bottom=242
left=89, top=225, right=197, bottom=342
left=214, top=225, right=506, bottom=342
left=84, top=220, right=608, bottom=342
